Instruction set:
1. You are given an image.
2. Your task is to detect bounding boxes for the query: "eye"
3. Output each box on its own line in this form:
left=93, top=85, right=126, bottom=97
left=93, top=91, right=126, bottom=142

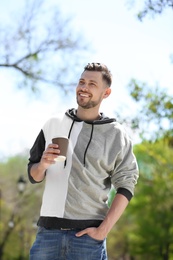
left=79, top=80, right=84, bottom=85
left=89, top=82, right=96, bottom=87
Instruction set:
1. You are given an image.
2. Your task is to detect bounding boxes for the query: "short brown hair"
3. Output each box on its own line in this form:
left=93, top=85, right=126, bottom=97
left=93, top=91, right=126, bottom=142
left=84, top=62, right=112, bottom=87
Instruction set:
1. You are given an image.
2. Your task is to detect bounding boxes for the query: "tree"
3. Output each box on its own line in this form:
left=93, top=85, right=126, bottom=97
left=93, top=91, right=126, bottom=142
left=127, top=0, right=173, bottom=21
left=0, top=154, right=44, bottom=259
left=127, top=140, right=173, bottom=260
left=0, top=0, right=90, bottom=93
left=127, top=80, right=173, bottom=143
left=125, top=0, right=173, bottom=141
left=123, top=19, right=173, bottom=258
left=107, top=139, right=173, bottom=260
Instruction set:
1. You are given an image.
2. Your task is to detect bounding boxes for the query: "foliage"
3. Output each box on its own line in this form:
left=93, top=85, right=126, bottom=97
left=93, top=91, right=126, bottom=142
left=127, top=79, right=173, bottom=143
left=127, top=0, right=173, bottom=20
left=0, top=0, right=90, bottom=93
left=0, top=154, right=44, bottom=259
left=107, top=139, right=173, bottom=260
left=129, top=141, right=173, bottom=259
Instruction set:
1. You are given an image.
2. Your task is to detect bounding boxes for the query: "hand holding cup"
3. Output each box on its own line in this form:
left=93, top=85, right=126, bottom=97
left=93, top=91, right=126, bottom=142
left=52, top=137, right=69, bottom=162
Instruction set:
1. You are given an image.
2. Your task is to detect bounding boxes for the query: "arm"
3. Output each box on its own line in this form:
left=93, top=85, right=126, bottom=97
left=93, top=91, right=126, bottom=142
left=31, top=143, right=60, bottom=182
left=30, top=143, right=60, bottom=182
left=97, top=193, right=129, bottom=238
left=28, top=130, right=60, bottom=183
left=76, top=193, right=129, bottom=240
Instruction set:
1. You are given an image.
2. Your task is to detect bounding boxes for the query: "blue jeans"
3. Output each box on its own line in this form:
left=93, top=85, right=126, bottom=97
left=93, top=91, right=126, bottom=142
left=30, top=227, right=108, bottom=260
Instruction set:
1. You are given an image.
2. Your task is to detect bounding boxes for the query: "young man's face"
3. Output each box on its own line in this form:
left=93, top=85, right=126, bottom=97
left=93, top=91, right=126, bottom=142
left=76, top=70, right=111, bottom=109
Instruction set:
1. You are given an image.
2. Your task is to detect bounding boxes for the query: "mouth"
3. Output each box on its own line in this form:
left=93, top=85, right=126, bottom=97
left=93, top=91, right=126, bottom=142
left=78, top=92, right=91, bottom=98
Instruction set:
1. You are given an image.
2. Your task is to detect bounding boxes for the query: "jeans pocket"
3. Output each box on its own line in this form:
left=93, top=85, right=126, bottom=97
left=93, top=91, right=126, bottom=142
left=85, top=234, right=105, bottom=243
left=37, top=226, right=46, bottom=234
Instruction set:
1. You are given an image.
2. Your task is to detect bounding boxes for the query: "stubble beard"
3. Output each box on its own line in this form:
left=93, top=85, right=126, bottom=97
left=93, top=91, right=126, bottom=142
left=77, top=95, right=102, bottom=109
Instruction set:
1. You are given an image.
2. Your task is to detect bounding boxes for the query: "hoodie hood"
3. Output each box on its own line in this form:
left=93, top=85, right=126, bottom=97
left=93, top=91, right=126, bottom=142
left=65, top=108, right=116, bottom=125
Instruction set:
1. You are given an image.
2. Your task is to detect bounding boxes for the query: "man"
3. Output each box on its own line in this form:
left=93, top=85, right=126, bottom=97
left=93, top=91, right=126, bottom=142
left=28, top=62, right=139, bottom=260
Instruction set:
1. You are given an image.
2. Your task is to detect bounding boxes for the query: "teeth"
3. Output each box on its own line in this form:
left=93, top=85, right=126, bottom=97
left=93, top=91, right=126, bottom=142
left=80, top=93, right=89, bottom=97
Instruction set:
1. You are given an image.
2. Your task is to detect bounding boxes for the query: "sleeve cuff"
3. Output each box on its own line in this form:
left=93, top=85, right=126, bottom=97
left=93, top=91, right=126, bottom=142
left=28, top=164, right=45, bottom=184
left=117, top=187, right=133, bottom=201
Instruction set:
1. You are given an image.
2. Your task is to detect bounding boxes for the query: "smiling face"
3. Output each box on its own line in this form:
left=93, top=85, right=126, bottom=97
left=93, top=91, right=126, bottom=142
left=76, top=70, right=111, bottom=110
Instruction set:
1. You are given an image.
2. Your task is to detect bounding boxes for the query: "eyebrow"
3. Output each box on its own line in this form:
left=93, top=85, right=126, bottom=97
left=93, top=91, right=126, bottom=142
left=79, top=78, right=98, bottom=84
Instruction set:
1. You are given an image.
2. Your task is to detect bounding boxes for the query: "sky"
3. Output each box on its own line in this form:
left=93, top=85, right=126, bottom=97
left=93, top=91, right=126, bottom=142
left=0, top=0, right=173, bottom=159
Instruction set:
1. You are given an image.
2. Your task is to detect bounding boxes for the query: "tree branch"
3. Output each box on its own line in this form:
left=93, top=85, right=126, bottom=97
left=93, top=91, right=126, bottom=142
left=0, top=0, right=89, bottom=93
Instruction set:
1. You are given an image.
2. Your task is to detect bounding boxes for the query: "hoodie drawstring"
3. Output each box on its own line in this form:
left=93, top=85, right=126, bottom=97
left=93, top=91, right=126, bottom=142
left=83, top=123, right=94, bottom=167
left=68, top=119, right=75, bottom=139
left=64, top=119, right=75, bottom=168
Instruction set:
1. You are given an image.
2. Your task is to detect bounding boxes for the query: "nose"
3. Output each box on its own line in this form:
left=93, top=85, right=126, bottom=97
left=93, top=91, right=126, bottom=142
left=79, top=84, right=88, bottom=91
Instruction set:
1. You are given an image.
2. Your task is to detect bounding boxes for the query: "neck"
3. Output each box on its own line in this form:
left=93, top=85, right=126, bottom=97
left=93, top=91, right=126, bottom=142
left=76, top=107, right=101, bottom=121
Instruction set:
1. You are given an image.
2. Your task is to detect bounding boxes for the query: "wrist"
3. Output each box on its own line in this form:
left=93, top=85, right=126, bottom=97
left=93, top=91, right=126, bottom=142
left=97, top=224, right=109, bottom=238
left=30, top=162, right=46, bottom=182
left=37, top=162, right=47, bottom=172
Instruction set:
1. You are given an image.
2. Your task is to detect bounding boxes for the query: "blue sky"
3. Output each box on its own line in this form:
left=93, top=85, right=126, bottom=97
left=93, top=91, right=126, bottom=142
left=0, top=0, right=173, bottom=158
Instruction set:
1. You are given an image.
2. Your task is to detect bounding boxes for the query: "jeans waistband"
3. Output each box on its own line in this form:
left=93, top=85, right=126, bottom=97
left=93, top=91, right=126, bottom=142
left=38, top=217, right=103, bottom=230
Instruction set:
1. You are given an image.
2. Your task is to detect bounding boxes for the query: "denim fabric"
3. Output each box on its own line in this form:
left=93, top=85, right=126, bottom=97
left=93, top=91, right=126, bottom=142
left=30, top=227, right=107, bottom=260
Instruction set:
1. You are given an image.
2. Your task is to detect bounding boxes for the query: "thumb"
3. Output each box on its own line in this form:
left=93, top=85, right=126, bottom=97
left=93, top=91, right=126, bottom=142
left=75, top=229, right=87, bottom=237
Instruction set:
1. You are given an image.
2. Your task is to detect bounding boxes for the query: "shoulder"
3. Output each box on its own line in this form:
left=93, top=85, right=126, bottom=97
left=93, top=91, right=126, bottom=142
left=42, top=113, right=65, bottom=130
left=43, top=117, right=61, bottom=128
left=110, top=121, right=126, bottom=134
left=110, top=121, right=133, bottom=145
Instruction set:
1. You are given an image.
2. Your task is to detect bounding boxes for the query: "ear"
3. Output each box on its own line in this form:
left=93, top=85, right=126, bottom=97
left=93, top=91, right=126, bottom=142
left=103, top=88, right=111, bottom=99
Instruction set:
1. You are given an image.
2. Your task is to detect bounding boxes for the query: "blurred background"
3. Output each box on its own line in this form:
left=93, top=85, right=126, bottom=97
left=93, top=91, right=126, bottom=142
left=0, top=0, right=173, bottom=259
